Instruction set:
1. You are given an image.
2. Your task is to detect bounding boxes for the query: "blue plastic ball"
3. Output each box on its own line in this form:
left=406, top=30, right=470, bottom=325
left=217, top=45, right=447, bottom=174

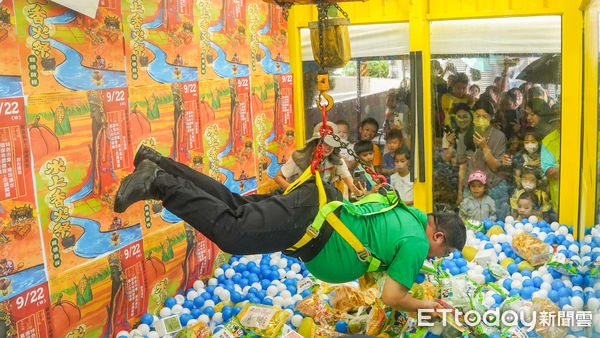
left=182, top=300, right=194, bottom=309
left=548, top=290, right=560, bottom=303
left=507, top=263, right=519, bottom=275
left=301, top=289, right=312, bottom=298
left=191, top=308, right=202, bottom=319
left=522, top=279, right=533, bottom=288
left=164, top=297, right=177, bottom=308
left=287, top=286, right=297, bottom=295
left=335, top=320, right=349, bottom=333
left=262, top=298, right=274, bottom=306
left=549, top=268, right=562, bottom=279
left=260, top=279, right=271, bottom=290
left=205, top=285, right=216, bottom=294
left=415, top=274, right=425, bottom=284
left=221, top=263, right=231, bottom=270
left=203, top=306, right=215, bottom=318
left=460, top=266, right=469, bottom=274
left=492, top=294, right=503, bottom=304
left=551, top=280, right=565, bottom=290
left=484, top=243, right=494, bottom=250
left=179, top=313, right=193, bottom=326
left=572, top=274, right=584, bottom=286
left=450, top=267, right=460, bottom=275
left=503, top=279, right=513, bottom=290
left=519, top=288, right=533, bottom=300
left=521, top=270, right=531, bottom=278
left=514, top=256, right=523, bottom=264
left=532, top=277, right=543, bottom=288
left=558, top=297, right=571, bottom=308
left=509, top=288, right=519, bottom=297
left=141, top=313, right=154, bottom=325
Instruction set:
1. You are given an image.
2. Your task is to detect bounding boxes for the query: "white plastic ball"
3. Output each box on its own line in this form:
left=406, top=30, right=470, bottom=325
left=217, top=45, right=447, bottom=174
left=219, top=290, right=230, bottom=302
left=214, top=268, right=224, bottom=277
left=277, top=283, right=287, bottom=292
left=292, top=294, right=303, bottom=303
left=562, top=280, right=573, bottom=289
left=528, top=216, right=538, bottom=224
left=571, top=296, right=584, bottom=310
left=291, top=314, right=303, bottom=328
left=284, top=309, right=294, bottom=323
left=213, top=287, right=224, bottom=296
left=286, top=270, right=296, bottom=279
left=278, top=258, right=288, bottom=269
left=537, top=232, right=547, bottom=241
left=225, top=269, right=235, bottom=279
left=175, top=295, right=185, bottom=305
left=182, top=308, right=191, bottom=315
left=171, top=304, right=184, bottom=314
left=540, top=282, right=552, bottom=292
left=213, top=312, right=224, bottom=324
left=273, top=296, right=284, bottom=307
left=231, top=261, right=239, bottom=267
left=239, top=257, right=249, bottom=264
left=198, top=314, right=210, bottom=323
left=537, top=289, right=548, bottom=299
left=498, top=252, right=507, bottom=261
left=431, top=322, right=444, bottom=335
left=129, top=330, right=141, bottom=337
left=187, top=290, right=199, bottom=301
left=266, top=285, right=278, bottom=297
left=587, top=298, right=600, bottom=311
left=291, top=263, right=301, bottom=273
left=511, top=280, right=522, bottom=290
left=551, top=222, right=560, bottom=231
left=566, top=234, right=574, bottom=242
left=569, top=244, right=579, bottom=253
left=558, top=226, right=569, bottom=236
left=524, top=223, right=534, bottom=233
left=193, top=280, right=205, bottom=291
left=186, top=319, right=197, bottom=327
left=203, top=300, right=215, bottom=308
left=116, top=331, right=129, bottom=338
left=147, top=332, right=160, bottom=338
left=270, top=258, right=280, bottom=267
left=505, top=216, right=515, bottom=225
left=483, top=295, right=495, bottom=308
left=280, top=290, right=292, bottom=299
left=242, top=286, right=251, bottom=295
left=159, top=307, right=172, bottom=317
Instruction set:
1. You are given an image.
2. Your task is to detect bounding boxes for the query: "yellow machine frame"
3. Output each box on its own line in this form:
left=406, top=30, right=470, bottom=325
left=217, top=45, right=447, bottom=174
left=288, top=0, right=590, bottom=238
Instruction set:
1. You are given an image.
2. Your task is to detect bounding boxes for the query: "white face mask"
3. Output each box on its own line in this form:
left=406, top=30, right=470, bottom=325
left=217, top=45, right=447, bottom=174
left=524, top=143, right=539, bottom=153
left=522, top=182, right=536, bottom=191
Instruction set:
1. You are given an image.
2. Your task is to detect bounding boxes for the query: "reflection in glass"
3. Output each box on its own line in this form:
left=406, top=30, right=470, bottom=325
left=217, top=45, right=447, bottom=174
left=430, top=17, right=561, bottom=224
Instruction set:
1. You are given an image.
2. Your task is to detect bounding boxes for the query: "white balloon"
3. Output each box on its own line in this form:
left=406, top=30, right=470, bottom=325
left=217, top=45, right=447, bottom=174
left=224, top=269, right=235, bottom=279
left=193, top=280, right=205, bottom=291
left=208, top=278, right=218, bottom=286
left=214, top=268, right=224, bottom=277
left=291, top=263, right=302, bottom=273
left=171, top=304, right=184, bottom=314
left=213, top=312, right=224, bottom=324
left=159, top=307, right=172, bottom=318
left=198, top=314, right=210, bottom=323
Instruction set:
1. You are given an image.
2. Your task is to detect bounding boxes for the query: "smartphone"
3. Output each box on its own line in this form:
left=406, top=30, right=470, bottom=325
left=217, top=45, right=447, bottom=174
left=353, top=171, right=367, bottom=188
left=443, top=125, right=454, bottom=134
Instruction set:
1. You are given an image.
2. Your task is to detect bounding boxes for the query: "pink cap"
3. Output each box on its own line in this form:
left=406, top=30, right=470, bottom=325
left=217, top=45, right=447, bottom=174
left=468, top=170, right=487, bottom=184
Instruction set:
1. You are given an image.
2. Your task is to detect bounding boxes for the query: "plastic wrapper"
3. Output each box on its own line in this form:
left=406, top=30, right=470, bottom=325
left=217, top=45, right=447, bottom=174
left=237, top=303, right=288, bottom=337
left=465, top=220, right=484, bottom=232
left=294, top=294, right=341, bottom=326
left=487, top=263, right=510, bottom=279
left=512, top=232, right=551, bottom=266
left=531, top=298, right=567, bottom=338
left=296, top=317, right=341, bottom=337
left=546, top=253, right=579, bottom=276
left=328, top=285, right=370, bottom=312
left=275, top=324, right=303, bottom=338
left=365, top=301, right=386, bottom=335
left=586, top=256, right=600, bottom=276
left=439, top=274, right=476, bottom=310
left=213, top=317, right=257, bottom=338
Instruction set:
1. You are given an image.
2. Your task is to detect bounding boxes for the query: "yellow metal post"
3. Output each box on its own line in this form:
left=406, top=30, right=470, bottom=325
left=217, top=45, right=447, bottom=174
left=287, top=6, right=307, bottom=148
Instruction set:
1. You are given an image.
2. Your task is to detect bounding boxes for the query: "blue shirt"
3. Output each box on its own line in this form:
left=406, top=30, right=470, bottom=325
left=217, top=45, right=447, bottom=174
left=540, top=144, right=557, bottom=174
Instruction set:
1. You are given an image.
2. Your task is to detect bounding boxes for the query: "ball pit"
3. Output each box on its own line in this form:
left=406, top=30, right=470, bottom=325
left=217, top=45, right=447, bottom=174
left=116, top=220, right=600, bottom=337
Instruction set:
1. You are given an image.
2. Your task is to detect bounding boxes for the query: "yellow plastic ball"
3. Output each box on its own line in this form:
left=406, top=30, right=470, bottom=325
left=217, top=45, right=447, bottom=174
left=462, top=246, right=478, bottom=262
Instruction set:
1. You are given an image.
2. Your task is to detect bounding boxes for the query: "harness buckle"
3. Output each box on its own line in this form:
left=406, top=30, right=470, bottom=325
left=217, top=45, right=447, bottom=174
left=306, top=225, right=320, bottom=239
left=357, top=249, right=371, bottom=262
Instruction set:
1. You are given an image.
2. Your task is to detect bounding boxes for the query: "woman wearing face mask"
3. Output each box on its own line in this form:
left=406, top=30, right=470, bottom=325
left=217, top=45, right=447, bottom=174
left=457, top=99, right=510, bottom=220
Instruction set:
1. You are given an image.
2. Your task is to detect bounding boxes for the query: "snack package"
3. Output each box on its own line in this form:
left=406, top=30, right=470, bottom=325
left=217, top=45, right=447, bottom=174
left=294, top=294, right=341, bottom=326
left=296, top=317, right=341, bottom=337
left=487, top=263, right=510, bottom=279
left=531, top=298, right=567, bottom=338
left=439, top=274, right=476, bottom=310
left=512, top=233, right=551, bottom=266
left=435, top=299, right=474, bottom=335
left=546, top=253, right=579, bottom=276
left=586, top=256, right=600, bottom=276
left=186, top=320, right=211, bottom=337
left=328, top=285, right=369, bottom=312
left=213, top=317, right=257, bottom=338
left=365, top=301, right=386, bottom=335
left=237, top=303, right=288, bottom=337
left=276, top=324, right=303, bottom=338
left=465, top=220, right=484, bottom=232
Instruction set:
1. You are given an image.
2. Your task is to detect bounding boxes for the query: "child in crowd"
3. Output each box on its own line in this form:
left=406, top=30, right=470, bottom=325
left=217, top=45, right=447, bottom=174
left=352, top=140, right=378, bottom=194
left=516, top=129, right=542, bottom=180
left=380, top=129, right=405, bottom=181
left=441, top=73, right=472, bottom=126
left=509, top=167, right=550, bottom=217
left=459, top=170, right=496, bottom=221
left=354, top=118, right=382, bottom=172
left=514, top=191, right=540, bottom=220
left=390, top=149, right=413, bottom=206
left=334, top=119, right=352, bottom=167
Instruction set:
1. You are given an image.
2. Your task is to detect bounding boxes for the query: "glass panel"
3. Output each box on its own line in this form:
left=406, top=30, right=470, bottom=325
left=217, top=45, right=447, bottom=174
left=300, top=23, right=412, bottom=201
left=430, top=17, right=562, bottom=224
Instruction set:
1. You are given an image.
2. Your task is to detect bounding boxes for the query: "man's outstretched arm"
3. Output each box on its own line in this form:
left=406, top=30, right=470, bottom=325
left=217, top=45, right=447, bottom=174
left=381, top=275, right=438, bottom=312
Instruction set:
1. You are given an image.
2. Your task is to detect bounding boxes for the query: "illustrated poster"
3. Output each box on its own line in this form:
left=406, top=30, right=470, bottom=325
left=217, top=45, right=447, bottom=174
left=0, top=97, right=47, bottom=303
left=27, top=89, right=143, bottom=278
left=247, top=0, right=290, bottom=75
left=142, top=223, right=187, bottom=315
left=15, top=0, right=127, bottom=95
left=197, top=0, right=249, bottom=79
left=199, top=77, right=257, bottom=195
left=253, top=74, right=295, bottom=193
left=0, top=0, right=23, bottom=98
left=0, top=282, right=51, bottom=337
left=123, top=0, right=198, bottom=85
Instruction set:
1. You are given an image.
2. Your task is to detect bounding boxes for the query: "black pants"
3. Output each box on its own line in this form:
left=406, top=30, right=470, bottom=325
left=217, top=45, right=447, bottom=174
left=153, top=157, right=341, bottom=261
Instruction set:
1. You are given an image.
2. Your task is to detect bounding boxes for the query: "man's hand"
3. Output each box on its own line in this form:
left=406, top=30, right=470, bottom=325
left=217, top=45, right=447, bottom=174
left=473, top=132, right=489, bottom=150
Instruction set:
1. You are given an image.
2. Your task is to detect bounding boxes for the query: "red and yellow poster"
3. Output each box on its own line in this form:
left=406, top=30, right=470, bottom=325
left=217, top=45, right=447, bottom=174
left=15, top=0, right=127, bottom=95
left=181, top=227, right=219, bottom=291
left=142, top=223, right=187, bottom=315
left=247, top=0, right=289, bottom=75
left=0, top=97, right=47, bottom=303
left=199, top=77, right=256, bottom=195
left=0, top=1, right=22, bottom=98
left=252, top=74, right=295, bottom=193
left=123, top=0, right=198, bottom=85
left=27, top=89, right=143, bottom=278
left=197, top=0, right=249, bottom=79
left=0, top=282, right=51, bottom=337
left=48, top=258, right=112, bottom=337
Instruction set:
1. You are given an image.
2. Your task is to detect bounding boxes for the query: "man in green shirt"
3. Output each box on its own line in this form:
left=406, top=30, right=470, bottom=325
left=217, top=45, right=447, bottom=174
left=115, top=146, right=466, bottom=312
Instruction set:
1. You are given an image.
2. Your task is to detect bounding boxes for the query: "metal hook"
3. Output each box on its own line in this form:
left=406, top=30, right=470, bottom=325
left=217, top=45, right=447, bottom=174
left=316, top=92, right=334, bottom=111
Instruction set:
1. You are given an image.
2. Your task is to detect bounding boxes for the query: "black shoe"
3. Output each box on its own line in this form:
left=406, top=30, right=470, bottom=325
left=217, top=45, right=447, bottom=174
left=114, top=160, right=162, bottom=213
left=133, top=145, right=163, bottom=168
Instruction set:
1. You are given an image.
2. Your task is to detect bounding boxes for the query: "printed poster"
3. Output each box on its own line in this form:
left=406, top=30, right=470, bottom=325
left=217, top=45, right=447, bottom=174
left=197, top=0, right=249, bottom=79
left=142, top=223, right=187, bottom=315
left=27, top=89, right=143, bottom=278
left=0, top=282, right=51, bottom=337
left=0, top=0, right=23, bottom=98
left=48, top=258, right=112, bottom=337
left=127, top=83, right=190, bottom=233
left=247, top=0, right=289, bottom=75
left=199, top=77, right=257, bottom=195
left=123, top=0, right=198, bottom=85
left=253, top=74, right=295, bottom=193
left=15, top=0, right=127, bottom=95
left=0, top=97, right=47, bottom=303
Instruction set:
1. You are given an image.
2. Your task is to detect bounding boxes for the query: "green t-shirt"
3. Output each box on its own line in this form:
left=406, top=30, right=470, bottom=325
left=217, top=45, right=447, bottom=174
left=304, top=203, right=430, bottom=288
